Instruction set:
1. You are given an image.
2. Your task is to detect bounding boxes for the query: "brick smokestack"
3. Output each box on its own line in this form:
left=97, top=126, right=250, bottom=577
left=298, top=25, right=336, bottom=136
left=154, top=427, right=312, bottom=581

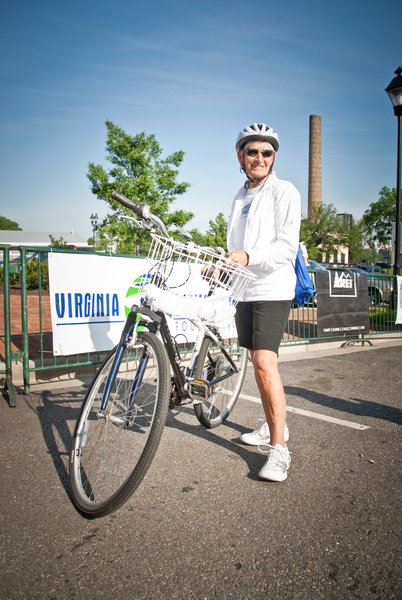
left=308, top=114, right=322, bottom=219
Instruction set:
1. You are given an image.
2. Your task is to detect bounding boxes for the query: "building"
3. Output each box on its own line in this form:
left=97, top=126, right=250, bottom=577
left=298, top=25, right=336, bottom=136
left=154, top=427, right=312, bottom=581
left=337, top=213, right=353, bottom=228
left=0, top=230, right=89, bottom=261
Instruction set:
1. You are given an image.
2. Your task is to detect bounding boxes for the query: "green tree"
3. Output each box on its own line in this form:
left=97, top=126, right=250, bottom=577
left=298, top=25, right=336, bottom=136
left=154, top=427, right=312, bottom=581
left=0, top=216, right=21, bottom=230
left=361, top=247, right=380, bottom=265
left=300, top=204, right=346, bottom=261
left=300, top=218, right=320, bottom=260
left=205, top=212, right=228, bottom=251
left=87, top=121, right=193, bottom=254
left=339, top=217, right=365, bottom=264
left=363, top=187, right=396, bottom=246
left=188, top=228, right=208, bottom=246
left=49, top=235, right=68, bottom=248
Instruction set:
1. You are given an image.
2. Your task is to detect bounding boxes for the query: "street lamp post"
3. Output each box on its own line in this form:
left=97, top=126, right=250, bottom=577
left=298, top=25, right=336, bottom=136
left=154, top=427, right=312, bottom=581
left=385, top=66, right=402, bottom=276
left=90, top=213, right=99, bottom=250
left=387, top=228, right=392, bottom=269
left=369, top=239, right=376, bottom=265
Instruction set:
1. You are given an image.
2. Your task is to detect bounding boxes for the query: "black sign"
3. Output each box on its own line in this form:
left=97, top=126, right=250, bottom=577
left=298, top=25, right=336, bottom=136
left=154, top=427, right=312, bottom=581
left=316, top=270, right=370, bottom=337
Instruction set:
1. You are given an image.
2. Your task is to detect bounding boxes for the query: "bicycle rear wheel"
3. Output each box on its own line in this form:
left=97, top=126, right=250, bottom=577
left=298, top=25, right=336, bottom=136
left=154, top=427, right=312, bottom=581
left=69, top=331, right=170, bottom=518
left=193, top=338, right=248, bottom=428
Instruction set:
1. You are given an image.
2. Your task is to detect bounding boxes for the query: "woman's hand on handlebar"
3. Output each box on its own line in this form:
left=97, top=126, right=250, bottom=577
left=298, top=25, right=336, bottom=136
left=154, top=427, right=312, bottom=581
left=227, top=251, right=249, bottom=267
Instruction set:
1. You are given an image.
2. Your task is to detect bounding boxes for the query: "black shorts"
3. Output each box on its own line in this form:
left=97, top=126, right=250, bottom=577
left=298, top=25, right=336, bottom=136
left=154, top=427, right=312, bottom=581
left=235, top=300, right=291, bottom=354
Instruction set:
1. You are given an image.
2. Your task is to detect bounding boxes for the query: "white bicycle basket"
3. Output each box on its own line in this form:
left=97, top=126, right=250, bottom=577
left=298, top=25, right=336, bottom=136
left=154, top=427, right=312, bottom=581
left=140, top=235, right=256, bottom=324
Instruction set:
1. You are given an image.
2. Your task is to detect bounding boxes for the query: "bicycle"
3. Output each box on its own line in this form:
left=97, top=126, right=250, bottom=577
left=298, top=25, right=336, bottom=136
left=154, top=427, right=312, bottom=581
left=69, top=192, right=256, bottom=518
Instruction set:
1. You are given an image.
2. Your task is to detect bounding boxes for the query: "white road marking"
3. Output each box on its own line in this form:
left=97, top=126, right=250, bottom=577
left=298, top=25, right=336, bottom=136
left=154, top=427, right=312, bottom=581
left=239, top=393, right=370, bottom=430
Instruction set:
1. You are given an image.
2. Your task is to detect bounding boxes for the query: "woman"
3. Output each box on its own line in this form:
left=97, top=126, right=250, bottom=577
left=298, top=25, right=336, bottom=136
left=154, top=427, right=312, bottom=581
left=227, top=123, right=301, bottom=481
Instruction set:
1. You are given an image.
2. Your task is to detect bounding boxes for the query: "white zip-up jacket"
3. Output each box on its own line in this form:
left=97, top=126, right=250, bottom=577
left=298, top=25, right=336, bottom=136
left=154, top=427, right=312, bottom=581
left=227, top=173, right=301, bottom=301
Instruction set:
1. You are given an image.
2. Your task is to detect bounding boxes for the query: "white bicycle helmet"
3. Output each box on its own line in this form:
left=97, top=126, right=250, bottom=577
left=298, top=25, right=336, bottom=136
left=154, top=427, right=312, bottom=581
left=235, top=123, right=280, bottom=152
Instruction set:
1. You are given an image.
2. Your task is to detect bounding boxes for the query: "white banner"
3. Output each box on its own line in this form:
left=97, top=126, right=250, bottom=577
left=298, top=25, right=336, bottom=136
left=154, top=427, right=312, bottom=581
left=396, top=276, right=402, bottom=324
left=49, top=253, right=236, bottom=355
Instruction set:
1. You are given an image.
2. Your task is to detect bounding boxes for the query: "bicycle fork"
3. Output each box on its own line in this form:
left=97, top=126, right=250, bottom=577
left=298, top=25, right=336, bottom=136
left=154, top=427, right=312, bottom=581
left=97, top=306, right=161, bottom=420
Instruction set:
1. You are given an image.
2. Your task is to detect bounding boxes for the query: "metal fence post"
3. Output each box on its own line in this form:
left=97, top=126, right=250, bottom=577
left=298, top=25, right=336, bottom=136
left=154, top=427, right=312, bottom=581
left=2, top=247, right=16, bottom=406
left=20, top=248, right=30, bottom=394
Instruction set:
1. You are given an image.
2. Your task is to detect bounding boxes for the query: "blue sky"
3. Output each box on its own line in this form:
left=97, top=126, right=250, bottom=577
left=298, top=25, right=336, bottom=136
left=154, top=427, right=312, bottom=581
left=1, top=0, right=401, bottom=241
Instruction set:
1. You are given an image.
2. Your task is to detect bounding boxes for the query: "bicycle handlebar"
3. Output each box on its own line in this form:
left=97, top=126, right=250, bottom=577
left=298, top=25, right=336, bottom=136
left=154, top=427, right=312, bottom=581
left=111, top=191, right=150, bottom=217
left=111, top=192, right=228, bottom=255
left=111, top=191, right=170, bottom=238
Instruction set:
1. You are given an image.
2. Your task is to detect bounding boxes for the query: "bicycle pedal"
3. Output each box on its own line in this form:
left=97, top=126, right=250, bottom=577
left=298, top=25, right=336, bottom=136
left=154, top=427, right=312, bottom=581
left=188, top=379, right=210, bottom=402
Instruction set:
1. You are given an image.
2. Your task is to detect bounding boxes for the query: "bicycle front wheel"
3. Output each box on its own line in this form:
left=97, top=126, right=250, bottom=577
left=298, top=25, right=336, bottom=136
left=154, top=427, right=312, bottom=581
left=69, top=331, right=170, bottom=518
left=193, top=338, right=248, bottom=429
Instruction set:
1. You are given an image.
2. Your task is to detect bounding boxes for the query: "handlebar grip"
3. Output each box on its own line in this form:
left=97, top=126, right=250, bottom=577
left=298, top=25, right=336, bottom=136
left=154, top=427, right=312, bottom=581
left=111, top=191, right=149, bottom=219
left=216, top=248, right=229, bottom=258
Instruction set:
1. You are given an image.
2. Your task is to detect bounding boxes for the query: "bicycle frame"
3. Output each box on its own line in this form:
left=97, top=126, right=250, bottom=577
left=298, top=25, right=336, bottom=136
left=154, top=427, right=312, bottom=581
left=97, top=300, right=241, bottom=417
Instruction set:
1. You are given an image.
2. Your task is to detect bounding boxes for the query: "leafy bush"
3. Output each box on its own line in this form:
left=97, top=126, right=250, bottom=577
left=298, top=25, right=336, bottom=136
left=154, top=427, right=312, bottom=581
left=0, top=266, right=20, bottom=285
left=0, top=261, right=49, bottom=290
left=369, top=306, right=399, bottom=324
left=26, top=261, right=49, bottom=290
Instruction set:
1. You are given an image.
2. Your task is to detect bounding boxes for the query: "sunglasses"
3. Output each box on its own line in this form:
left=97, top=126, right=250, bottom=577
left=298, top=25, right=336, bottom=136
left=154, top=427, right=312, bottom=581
left=245, top=148, right=275, bottom=158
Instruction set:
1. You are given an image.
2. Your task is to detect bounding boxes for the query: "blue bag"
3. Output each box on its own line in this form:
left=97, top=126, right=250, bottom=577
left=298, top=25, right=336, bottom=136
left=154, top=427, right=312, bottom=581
left=292, top=247, right=315, bottom=304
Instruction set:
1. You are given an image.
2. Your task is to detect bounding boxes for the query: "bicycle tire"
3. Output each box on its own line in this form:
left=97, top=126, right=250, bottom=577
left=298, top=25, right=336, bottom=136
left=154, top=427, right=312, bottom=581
left=193, top=338, right=248, bottom=428
left=69, top=331, right=170, bottom=518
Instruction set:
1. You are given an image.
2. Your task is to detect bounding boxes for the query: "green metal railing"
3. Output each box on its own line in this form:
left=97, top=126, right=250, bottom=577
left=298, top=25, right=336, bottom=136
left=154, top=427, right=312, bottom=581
left=1, top=246, right=401, bottom=404
left=2, top=246, right=16, bottom=405
left=1, top=246, right=107, bottom=403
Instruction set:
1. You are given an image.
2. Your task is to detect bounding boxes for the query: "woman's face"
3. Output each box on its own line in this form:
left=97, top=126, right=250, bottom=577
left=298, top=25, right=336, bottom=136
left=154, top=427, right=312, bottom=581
left=237, top=140, right=275, bottom=187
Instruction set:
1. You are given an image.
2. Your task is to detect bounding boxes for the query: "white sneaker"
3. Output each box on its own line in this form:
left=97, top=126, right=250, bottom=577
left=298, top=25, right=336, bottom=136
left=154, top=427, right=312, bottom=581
left=258, top=443, right=291, bottom=482
left=240, top=421, right=289, bottom=446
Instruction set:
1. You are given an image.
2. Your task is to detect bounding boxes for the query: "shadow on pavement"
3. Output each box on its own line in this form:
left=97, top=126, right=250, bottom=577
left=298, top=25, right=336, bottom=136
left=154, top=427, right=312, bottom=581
left=166, top=406, right=264, bottom=480
left=24, top=386, right=267, bottom=512
left=17, top=371, right=402, bottom=518
left=284, top=385, right=402, bottom=425
left=22, top=389, right=85, bottom=502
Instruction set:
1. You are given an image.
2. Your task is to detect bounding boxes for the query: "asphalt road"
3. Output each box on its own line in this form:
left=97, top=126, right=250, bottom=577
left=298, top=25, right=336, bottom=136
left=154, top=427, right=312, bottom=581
left=1, top=340, right=401, bottom=600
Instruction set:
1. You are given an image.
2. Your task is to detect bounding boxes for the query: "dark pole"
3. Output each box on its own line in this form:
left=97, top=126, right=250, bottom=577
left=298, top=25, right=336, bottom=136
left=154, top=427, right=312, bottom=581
left=394, top=108, right=401, bottom=276
left=385, top=66, right=402, bottom=277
